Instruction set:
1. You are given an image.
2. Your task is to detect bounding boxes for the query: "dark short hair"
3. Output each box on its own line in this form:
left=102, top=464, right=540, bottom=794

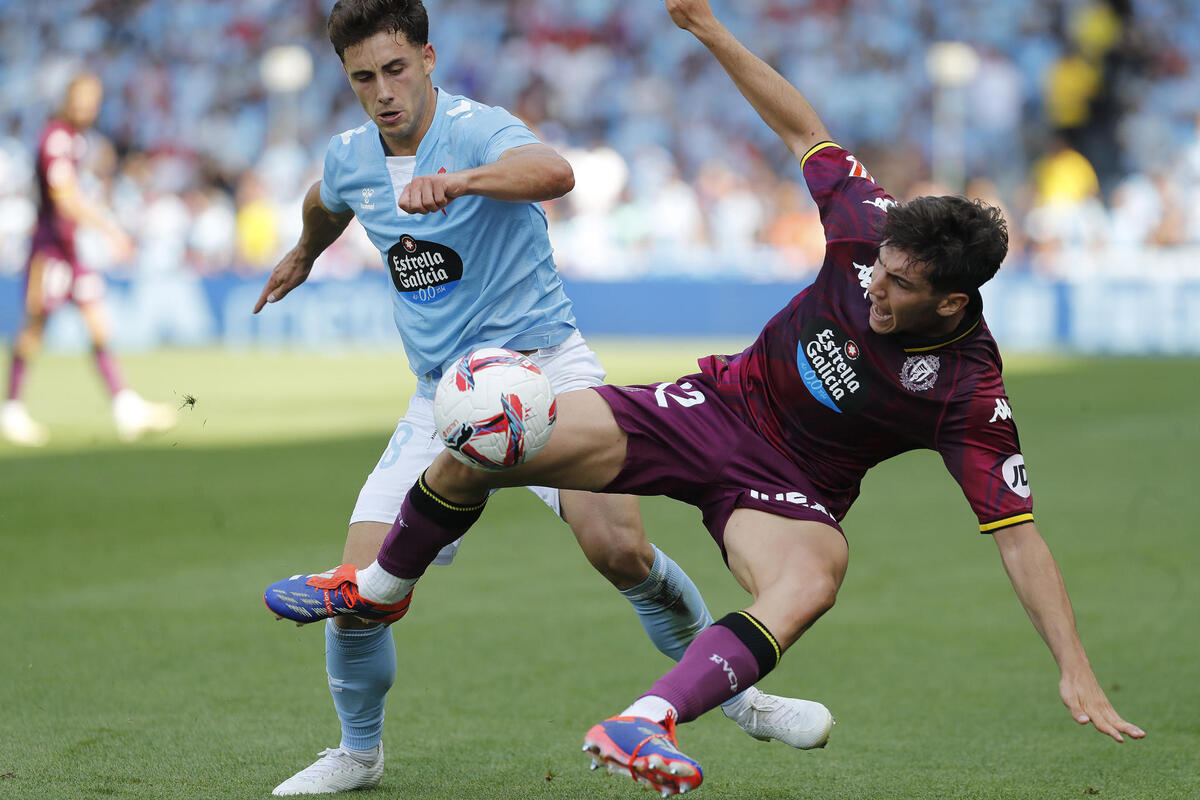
left=880, top=196, right=1008, bottom=294
left=328, top=0, right=429, bottom=60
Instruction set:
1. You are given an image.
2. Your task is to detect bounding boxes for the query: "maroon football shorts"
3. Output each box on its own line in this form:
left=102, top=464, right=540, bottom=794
left=593, top=374, right=843, bottom=561
left=24, top=237, right=103, bottom=314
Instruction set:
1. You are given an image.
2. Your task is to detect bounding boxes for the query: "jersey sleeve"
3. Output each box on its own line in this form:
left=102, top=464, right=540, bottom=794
left=319, top=135, right=352, bottom=214
left=800, top=142, right=895, bottom=244
left=461, top=103, right=542, bottom=166
left=937, top=372, right=1035, bottom=533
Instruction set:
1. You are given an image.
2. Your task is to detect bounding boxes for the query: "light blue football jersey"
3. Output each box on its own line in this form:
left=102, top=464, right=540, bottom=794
left=320, top=88, right=576, bottom=387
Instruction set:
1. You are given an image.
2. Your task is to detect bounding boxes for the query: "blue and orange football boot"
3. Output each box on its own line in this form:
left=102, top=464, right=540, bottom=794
left=582, top=714, right=702, bottom=797
left=264, top=564, right=412, bottom=625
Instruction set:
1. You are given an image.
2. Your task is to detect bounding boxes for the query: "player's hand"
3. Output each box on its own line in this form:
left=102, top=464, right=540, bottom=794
left=254, top=246, right=314, bottom=313
left=1059, top=673, right=1145, bottom=743
left=397, top=172, right=465, bottom=214
left=663, top=0, right=717, bottom=33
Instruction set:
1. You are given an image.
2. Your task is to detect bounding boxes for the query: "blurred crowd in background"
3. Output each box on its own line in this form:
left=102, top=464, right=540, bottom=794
left=0, top=0, right=1198, bottom=283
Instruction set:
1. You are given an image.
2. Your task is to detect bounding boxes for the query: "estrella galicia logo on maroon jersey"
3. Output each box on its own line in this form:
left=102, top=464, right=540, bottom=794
left=796, top=320, right=870, bottom=414
left=387, top=236, right=464, bottom=304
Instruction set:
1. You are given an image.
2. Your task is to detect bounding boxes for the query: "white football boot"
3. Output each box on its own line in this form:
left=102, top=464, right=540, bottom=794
left=272, top=744, right=384, bottom=796
left=723, top=686, right=834, bottom=749
left=113, top=388, right=177, bottom=441
left=1, top=400, right=49, bottom=447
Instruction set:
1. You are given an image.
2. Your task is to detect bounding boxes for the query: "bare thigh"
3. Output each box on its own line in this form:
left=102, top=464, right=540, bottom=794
left=427, top=388, right=630, bottom=501
left=723, top=508, right=849, bottom=651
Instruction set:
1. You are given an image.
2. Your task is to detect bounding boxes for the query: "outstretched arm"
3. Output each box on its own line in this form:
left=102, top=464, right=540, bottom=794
left=664, top=0, right=830, bottom=161
left=992, top=522, right=1144, bottom=742
left=254, top=180, right=353, bottom=313
left=397, top=143, right=574, bottom=214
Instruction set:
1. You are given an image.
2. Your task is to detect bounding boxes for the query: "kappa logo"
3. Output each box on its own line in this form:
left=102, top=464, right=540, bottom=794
left=854, top=262, right=874, bottom=298
left=360, top=187, right=376, bottom=210
left=989, top=398, right=1013, bottom=423
left=900, top=355, right=940, bottom=392
left=862, top=197, right=898, bottom=212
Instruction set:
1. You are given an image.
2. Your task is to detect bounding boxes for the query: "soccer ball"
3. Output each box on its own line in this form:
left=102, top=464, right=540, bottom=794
left=433, top=348, right=557, bottom=470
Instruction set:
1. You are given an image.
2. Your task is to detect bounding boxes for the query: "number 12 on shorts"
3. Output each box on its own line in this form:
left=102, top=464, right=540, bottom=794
left=654, top=382, right=707, bottom=409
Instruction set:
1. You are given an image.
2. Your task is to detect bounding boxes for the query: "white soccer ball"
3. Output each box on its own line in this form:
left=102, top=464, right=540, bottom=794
left=433, top=348, right=557, bottom=470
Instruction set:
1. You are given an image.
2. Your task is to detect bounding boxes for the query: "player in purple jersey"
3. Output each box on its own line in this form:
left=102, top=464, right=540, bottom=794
left=2, top=73, right=176, bottom=447
left=264, top=0, right=1143, bottom=794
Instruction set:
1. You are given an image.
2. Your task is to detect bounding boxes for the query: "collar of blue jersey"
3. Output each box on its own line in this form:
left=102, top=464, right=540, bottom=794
left=376, top=87, right=444, bottom=158
left=896, top=290, right=983, bottom=353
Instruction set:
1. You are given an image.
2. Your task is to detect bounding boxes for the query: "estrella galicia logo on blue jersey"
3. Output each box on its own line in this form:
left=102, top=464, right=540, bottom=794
left=796, top=319, right=870, bottom=414
left=387, top=235, right=464, bottom=304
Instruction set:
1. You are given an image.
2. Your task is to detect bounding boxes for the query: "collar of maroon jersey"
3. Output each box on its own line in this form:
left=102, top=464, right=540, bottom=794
left=896, top=291, right=984, bottom=353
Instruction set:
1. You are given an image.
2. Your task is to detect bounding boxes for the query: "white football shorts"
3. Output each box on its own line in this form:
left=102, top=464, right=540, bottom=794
left=349, top=329, right=607, bottom=565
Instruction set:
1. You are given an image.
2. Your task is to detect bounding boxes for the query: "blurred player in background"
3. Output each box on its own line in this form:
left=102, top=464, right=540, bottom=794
left=256, top=1, right=827, bottom=795
left=1, top=72, right=176, bottom=446
left=266, top=0, right=1144, bottom=795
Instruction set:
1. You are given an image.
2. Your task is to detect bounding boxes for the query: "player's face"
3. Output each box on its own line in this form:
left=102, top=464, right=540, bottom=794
left=342, top=31, right=436, bottom=156
left=866, top=246, right=966, bottom=337
left=64, top=76, right=103, bottom=130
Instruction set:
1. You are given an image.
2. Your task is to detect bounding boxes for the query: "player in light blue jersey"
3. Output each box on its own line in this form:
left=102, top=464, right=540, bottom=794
left=255, top=1, right=831, bottom=795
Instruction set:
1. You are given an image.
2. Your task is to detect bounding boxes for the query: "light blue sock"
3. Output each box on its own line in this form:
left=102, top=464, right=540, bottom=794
left=618, top=545, right=747, bottom=706
left=325, top=621, right=396, bottom=751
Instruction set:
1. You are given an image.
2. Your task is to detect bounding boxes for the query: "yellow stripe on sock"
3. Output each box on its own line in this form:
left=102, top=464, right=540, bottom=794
left=736, top=611, right=781, bottom=667
left=417, top=473, right=486, bottom=513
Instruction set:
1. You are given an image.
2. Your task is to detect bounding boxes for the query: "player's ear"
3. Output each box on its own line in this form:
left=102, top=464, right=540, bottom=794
left=936, top=291, right=970, bottom=318
left=423, top=43, right=436, bottom=76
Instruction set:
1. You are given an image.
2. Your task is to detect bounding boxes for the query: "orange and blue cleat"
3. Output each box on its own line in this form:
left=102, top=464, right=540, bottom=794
left=582, top=714, right=702, bottom=797
left=264, top=564, right=412, bottom=625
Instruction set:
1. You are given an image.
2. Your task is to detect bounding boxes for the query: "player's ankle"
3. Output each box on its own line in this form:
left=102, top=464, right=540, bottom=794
left=356, top=561, right=416, bottom=603
left=619, top=695, right=677, bottom=723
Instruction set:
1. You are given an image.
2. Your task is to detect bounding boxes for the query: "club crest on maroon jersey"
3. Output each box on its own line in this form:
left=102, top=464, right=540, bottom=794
left=899, top=355, right=940, bottom=392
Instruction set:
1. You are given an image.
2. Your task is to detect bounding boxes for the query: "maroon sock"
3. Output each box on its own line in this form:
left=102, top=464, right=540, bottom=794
left=377, top=472, right=486, bottom=579
left=643, top=612, right=781, bottom=723
left=93, top=347, right=125, bottom=396
left=7, top=355, right=25, bottom=401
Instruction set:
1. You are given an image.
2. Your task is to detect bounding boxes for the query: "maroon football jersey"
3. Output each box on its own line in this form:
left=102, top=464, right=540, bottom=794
left=699, top=142, right=1033, bottom=533
left=31, top=118, right=87, bottom=258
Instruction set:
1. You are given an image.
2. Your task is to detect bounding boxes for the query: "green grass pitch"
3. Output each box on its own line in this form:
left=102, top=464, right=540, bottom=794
left=1, top=344, right=1196, bottom=799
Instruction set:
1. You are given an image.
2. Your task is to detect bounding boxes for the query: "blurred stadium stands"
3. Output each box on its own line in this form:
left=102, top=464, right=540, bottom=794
left=0, top=0, right=1198, bottom=351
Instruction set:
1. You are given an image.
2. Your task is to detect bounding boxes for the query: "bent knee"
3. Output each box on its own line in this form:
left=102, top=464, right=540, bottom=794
left=769, top=574, right=841, bottom=627
left=587, top=539, right=654, bottom=589
left=571, top=520, right=653, bottom=589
